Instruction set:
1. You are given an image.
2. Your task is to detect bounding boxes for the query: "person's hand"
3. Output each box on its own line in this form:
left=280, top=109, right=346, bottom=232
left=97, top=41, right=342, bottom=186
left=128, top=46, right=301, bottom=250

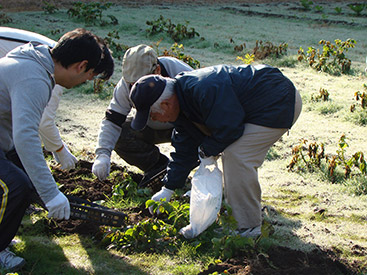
left=45, top=192, right=70, bottom=220
left=92, top=154, right=110, bottom=181
left=152, top=186, right=174, bottom=202
left=198, top=145, right=219, bottom=166
left=199, top=156, right=217, bottom=167
left=149, top=186, right=174, bottom=214
left=53, top=142, right=78, bottom=170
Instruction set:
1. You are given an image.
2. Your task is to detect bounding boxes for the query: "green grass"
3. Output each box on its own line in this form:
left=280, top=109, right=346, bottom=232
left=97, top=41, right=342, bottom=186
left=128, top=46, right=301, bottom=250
left=1, top=1, right=367, bottom=274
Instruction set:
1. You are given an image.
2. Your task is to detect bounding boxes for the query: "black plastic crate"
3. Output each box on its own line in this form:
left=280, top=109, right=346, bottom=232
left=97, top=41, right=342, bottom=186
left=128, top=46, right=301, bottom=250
left=67, top=195, right=127, bottom=227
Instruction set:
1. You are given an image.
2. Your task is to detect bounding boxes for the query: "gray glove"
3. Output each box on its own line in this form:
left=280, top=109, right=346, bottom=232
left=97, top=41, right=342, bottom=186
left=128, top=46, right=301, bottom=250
left=92, top=154, right=111, bottom=181
left=45, top=191, right=70, bottom=220
left=53, top=142, right=78, bottom=170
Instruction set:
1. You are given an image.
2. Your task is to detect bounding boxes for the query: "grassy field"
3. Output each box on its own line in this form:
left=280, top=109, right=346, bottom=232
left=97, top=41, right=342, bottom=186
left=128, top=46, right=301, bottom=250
left=1, top=1, right=367, bottom=274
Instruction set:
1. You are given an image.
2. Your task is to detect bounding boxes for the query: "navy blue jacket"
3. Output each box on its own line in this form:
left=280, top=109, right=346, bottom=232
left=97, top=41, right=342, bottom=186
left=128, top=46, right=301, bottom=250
left=164, top=64, right=296, bottom=190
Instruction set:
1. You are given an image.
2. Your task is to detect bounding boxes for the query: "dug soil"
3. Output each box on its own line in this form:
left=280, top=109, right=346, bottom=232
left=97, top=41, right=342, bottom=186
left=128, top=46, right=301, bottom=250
left=50, top=160, right=356, bottom=275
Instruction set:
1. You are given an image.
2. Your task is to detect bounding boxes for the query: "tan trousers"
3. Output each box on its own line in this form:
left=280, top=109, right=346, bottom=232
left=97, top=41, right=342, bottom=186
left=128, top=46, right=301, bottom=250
left=222, top=89, right=302, bottom=229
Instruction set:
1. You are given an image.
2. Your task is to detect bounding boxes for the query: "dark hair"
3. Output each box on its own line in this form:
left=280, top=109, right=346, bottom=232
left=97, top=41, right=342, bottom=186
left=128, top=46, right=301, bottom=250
left=51, top=28, right=114, bottom=80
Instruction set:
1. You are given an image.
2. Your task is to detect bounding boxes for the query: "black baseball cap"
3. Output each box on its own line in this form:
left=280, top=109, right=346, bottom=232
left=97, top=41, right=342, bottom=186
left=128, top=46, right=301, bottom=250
left=129, top=74, right=166, bottom=131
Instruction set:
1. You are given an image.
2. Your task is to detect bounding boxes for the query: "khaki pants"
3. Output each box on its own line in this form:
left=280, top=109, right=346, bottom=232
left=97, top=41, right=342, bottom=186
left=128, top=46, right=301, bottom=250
left=222, top=89, right=302, bottom=229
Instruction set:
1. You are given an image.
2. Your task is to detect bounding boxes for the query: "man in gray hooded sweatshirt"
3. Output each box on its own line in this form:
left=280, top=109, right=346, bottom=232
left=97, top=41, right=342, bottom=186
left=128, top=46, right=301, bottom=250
left=0, top=28, right=114, bottom=271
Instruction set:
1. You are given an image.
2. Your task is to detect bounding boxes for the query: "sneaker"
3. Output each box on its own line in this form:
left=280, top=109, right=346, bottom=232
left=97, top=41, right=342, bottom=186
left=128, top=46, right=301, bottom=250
left=214, top=225, right=262, bottom=238
left=0, top=248, right=26, bottom=271
left=9, top=239, right=20, bottom=247
left=236, top=225, right=261, bottom=238
left=213, top=226, right=235, bottom=235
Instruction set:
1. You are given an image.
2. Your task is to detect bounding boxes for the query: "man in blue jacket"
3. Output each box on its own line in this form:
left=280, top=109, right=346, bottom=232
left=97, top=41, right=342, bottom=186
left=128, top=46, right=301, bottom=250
left=129, top=64, right=302, bottom=238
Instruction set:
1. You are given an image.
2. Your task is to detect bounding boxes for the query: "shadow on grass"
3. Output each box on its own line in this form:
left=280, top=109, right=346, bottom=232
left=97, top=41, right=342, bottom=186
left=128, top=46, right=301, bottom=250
left=3, top=212, right=148, bottom=275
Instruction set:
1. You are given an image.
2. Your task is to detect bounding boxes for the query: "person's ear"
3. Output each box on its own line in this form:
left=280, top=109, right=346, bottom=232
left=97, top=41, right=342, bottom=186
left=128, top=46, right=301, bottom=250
left=76, top=60, right=89, bottom=73
left=154, top=64, right=161, bottom=75
left=160, top=99, right=170, bottom=112
left=160, top=96, right=176, bottom=113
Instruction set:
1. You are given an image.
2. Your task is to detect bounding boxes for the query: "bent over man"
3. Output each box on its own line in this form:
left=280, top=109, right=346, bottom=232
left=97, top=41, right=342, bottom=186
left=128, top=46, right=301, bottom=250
left=92, top=44, right=193, bottom=185
left=0, top=26, right=77, bottom=170
left=129, top=64, right=302, bottom=238
left=0, top=28, right=114, bottom=271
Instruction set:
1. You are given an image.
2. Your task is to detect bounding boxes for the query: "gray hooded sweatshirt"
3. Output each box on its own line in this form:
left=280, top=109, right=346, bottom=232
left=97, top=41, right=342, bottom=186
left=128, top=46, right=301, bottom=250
left=0, top=42, right=58, bottom=203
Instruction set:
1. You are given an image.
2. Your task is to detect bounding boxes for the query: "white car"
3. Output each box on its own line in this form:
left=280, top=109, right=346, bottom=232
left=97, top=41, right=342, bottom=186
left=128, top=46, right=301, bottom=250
left=0, top=26, right=56, bottom=56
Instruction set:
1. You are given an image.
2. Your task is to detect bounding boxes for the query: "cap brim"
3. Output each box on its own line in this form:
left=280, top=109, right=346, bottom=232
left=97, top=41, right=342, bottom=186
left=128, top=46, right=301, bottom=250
left=131, top=108, right=150, bottom=131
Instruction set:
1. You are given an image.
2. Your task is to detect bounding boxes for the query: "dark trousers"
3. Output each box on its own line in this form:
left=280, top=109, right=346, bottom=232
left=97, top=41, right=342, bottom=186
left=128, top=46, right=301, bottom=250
left=114, top=117, right=172, bottom=172
left=0, top=149, right=33, bottom=251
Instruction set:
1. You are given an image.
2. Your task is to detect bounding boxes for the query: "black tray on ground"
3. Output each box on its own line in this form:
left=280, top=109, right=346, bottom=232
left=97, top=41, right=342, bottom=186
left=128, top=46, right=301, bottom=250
left=67, top=195, right=127, bottom=227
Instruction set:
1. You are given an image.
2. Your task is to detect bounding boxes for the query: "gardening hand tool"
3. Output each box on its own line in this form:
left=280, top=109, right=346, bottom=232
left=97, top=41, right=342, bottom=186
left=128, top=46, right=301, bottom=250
left=138, top=167, right=167, bottom=188
left=53, top=142, right=78, bottom=170
left=67, top=195, right=127, bottom=227
left=45, top=191, right=70, bottom=220
left=92, top=154, right=110, bottom=181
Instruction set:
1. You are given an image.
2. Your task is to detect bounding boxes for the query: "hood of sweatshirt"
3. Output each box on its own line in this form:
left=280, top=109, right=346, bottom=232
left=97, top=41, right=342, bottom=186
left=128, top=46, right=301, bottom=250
left=0, top=41, right=59, bottom=203
left=7, top=41, right=55, bottom=87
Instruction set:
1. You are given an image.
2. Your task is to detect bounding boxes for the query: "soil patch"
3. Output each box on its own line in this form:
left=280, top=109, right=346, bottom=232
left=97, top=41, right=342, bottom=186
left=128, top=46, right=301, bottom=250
left=49, top=160, right=143, bottom=235
left=53, top=159, right=142, bottom=201
left=199, top=246, right=352, bottom=274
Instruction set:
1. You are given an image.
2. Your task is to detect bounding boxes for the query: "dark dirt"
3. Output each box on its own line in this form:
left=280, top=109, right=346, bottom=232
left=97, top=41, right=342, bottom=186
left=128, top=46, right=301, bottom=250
left=49, top=160, right=357, bottom=275
left=48, top=160, right=145, bottom=235
left=199, top=246, right=352, bottom=275
left=53, top=159, right=142, bottom=201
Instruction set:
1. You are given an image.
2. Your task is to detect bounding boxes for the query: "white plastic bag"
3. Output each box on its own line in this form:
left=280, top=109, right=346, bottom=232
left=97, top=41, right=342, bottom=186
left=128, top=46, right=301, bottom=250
left=180, top=157, right=223, bottom=239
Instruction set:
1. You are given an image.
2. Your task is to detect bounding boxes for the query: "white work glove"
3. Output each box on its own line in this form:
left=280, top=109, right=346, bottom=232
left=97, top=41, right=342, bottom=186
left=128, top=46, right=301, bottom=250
left=149, top=186, right=174, bottom=214
left=92, top=154, right=111, bottom=181
left=53, top=142, right=78, bottom=170
left=45, top=192, right=70, bottom=220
